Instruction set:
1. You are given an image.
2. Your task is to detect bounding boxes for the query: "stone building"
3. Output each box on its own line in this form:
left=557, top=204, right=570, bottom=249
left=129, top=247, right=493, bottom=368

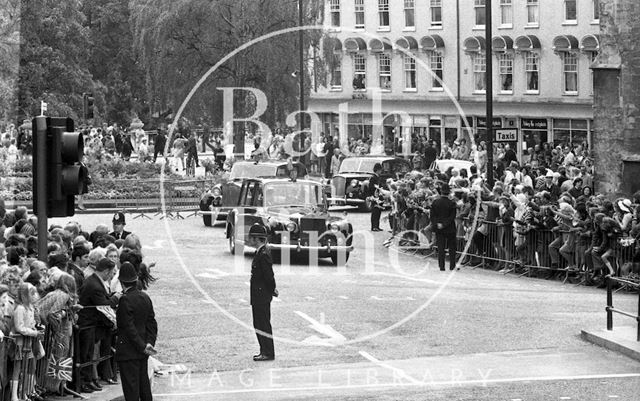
left=592, top=0, right=640, bottom=196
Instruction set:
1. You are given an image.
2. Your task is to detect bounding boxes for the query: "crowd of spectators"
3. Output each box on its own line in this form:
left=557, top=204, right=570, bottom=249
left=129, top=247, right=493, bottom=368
left=372, top=141, right=640, bottom=285
left=0, top=206, right=156, bottom=400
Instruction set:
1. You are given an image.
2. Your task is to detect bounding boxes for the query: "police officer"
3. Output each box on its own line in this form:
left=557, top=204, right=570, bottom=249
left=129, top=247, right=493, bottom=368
left=248, top=224, right=278, bottom=361
left=431, top=183, right=458, bottom=271
left=369, top=163, right=383, bottom=231
left=109, top=212, right=131, bottom=240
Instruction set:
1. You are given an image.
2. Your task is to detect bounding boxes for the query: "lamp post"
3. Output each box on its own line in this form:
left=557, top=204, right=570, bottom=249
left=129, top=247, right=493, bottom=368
left=298, top=0, right=305, bottom=161
left=485, top=0, right=494, bottom=188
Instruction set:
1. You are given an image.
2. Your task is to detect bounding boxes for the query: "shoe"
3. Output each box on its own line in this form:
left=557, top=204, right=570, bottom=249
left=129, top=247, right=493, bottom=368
left=29, top=393, right=44, bottom=401
left=253, top=354, right=274, bottom=361
left=88, top=382, right=102, bottom=391
left=80, top=385, right=95, bottom=394
left=92, top=380, right=103, bottom=390
left=103, top=378, right=118, bottom=385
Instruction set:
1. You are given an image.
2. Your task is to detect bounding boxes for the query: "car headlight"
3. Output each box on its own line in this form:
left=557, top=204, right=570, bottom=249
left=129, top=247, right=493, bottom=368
left=329, top=223, right=340, bottom=233
left=286, top=222, right=298, bottom=232
left=212, top=187, right=222, bottom=197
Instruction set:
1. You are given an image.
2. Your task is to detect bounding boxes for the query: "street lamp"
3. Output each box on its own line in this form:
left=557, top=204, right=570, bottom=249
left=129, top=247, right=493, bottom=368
left=485, top=0, right=494, bottom=187
left=298, top=0, right=305, bottom=161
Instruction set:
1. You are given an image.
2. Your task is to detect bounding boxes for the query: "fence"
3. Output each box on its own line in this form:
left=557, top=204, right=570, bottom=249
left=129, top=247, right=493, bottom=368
left=89, top=178, right=210, bottom=220
left=387, top=210, right=639, bottom=284
left=605, top=275, right=640, bottom=341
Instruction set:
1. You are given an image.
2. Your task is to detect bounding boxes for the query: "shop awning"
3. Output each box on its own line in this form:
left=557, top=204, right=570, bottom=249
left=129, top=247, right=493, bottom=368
left=395, top=36, right=419, bottom=51
left=514, top=35, right=541, bottom=51
left=580, top=34, right=599, bottom=52
left=420, top=34, right=445, bottom=51
left=491, top=35, right=513, bottom=52
left=463, top=36, right=485, bottom=53
left=344, top=37, right=367, bottom=53
left=552, top=35, right=579, bottom=52
left=369, top=37, right=392, bottom=53
left=323, top=36, right=342, bottom=52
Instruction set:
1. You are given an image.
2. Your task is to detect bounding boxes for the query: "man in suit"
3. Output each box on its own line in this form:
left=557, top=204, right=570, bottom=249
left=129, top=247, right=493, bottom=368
left=153, top=129, right=167, bottom=163
left=248, top=224, right=278, bottom=361
left=115, top=262, right=158, bottom=401
left=109, top=212, right=131, bottom=240
left=431, top=183, right=458, bottom=271
left=368, top=163, right=383, bottom=231
left=78, top=258, right=120, bottom=393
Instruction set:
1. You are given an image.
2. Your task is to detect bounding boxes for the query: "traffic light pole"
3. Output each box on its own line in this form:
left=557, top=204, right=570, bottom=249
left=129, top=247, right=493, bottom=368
left=33, top=116, right=49, bottom=262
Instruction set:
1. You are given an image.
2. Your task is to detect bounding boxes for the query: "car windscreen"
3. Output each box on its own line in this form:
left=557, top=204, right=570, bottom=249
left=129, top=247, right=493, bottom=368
left=263, top=182, right=323, bottom=207
left=229, top=164, right=275, bottom=179
left=339, top=158, right=381, bottom=173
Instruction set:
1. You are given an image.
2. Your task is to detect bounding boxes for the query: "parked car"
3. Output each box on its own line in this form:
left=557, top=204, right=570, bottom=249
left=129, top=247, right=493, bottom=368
left=199, top=160, right=307, bottom=226
left=225, top=178, right=353, bottom=265
left=329, top=156, right=412, bottom=210
left=429, top=159, right=474, bottom=178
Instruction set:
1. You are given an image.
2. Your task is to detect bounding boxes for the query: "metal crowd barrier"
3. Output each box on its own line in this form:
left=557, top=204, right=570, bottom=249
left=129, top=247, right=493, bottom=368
left=165, top=179, right=206, bottom=219
left=605, top=275, right=640, bottom=341
left=72, top=324, right=117, bottom=395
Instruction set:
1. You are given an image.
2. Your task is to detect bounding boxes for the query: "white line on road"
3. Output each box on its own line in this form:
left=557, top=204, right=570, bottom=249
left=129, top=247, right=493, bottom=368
left=295, top=311, right=346, bottom=345
left=358, top=350, right=422, bottom=385
left=154, top=373, right=640, bottom=398
left=608, top=396, right=619, bottom=398
left=337, top=295, right=349, bottom=300
left=238, top=298, right=247, bottom=303
left=371, top=296, right=415, bottom=301
left=363, top=271, right=442, bottom=285
left=304, top=296, right=315, bottom=301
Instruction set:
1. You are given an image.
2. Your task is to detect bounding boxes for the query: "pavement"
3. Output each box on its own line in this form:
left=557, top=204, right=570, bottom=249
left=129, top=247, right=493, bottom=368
left=582, top=326, right=640, bottom=361
left=45, top=212, right=640, bottom=401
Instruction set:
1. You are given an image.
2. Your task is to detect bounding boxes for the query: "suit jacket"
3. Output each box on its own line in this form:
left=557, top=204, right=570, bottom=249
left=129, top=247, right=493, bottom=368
left=250, top=245, right=276, bottom=305
left=108, top=230, right=131, bottom=240
left=430, top=195, right=457, bottom=235
left=115, top=287, right=157, bottom=362
left=78, top=274, right=118, bottom=329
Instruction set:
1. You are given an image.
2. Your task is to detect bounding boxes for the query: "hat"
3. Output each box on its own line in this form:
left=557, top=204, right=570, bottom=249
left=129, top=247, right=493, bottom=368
left=95, top=257, right=116, bottom=272
left=248, top=223, right=268, bottom=239
left=439, top=183, right=451, bottom=195
left=20, top=223, right=35, bottom=237
left=119, top=262, right=138, bottom=284
left=112, top=212, right=126, bottom=225
left=618, top=199, right=632, bottom=213
left=545, top=170, right=554, bottom=178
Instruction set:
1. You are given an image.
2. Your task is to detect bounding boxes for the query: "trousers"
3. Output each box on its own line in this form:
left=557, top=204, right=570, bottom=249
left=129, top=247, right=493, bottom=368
left=118, top=358, right=152, bottom=401
left=252, top=303, right=274, bottom=357
left=435, top=231, right=457, bottom=271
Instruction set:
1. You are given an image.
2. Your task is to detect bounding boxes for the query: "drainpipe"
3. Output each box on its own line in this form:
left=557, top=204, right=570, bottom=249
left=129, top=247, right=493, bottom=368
left=456, top=0, right=461, bottom=101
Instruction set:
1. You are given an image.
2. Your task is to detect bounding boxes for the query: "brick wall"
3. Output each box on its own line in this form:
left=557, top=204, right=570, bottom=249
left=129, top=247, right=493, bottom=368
left=593, top=0, right=640, bottom=197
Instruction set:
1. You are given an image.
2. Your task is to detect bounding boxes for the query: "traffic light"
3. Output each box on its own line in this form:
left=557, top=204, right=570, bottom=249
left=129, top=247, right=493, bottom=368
left=32, top=116, right=87, bottom=217
left=83, top=93, right=94, bottom=120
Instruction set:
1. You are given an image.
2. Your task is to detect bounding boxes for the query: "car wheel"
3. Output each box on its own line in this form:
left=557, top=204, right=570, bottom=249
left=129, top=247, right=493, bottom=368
left=330, top=251, right=350, bottom=266
left=228, top=225, right=236, bottom=255
left=203, top=214, right=212, bottom=227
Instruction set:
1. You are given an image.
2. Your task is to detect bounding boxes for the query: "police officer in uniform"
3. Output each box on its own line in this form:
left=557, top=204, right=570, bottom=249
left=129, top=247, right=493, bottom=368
left=368, top=163, right=384, bottom=231
left=109, top=212, right=131, bottom=240
left=431, top=183, right=458, bottom=271
left=248, top=224, right=278, bottom=361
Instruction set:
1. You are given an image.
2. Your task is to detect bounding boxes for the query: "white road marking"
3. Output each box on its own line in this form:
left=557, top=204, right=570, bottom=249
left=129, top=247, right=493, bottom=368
left=196, top=268, right=231, bottom=280
left=371, top=295, right=415, bottom=301
left=559, top=397, right=571, bottom=400
left=154, top=373, right=640, bottom=397
left=238, top=298, right=247, bottom=303
left=304, top=296, right=315, bottom=301
left=359, top=350, right=422, bottom=385
left=295, top=311, right=346, bottom=346
left=608, top=396, right=619, bottom=399
left=195, top=273, right=223, bottom=280
left=142, top=239, right=166, bottom=250
left=363, top=271, right=442, bottom=285
left=337, top=295, right=349, bottom=300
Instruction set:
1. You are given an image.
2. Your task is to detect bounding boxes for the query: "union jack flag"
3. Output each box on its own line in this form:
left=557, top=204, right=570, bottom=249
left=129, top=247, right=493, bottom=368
left=47, top=356, right=73, bottom=382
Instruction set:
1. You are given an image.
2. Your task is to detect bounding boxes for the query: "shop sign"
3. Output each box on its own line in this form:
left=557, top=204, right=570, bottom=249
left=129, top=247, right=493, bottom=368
left=495, top=128, right=518, bottom=142
left=521, top=118, right=548, bottom=130
left=477, top=117, right=502, bottom=128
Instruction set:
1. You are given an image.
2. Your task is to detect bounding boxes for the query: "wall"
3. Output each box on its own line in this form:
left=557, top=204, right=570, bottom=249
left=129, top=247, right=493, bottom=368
left=593, top=0, right=640, bottom=196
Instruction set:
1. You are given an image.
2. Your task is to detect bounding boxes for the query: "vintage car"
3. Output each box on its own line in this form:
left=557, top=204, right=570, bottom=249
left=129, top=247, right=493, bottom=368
left=429, top=159, right=474, bottom=178
left=330, top=156, right=412, bottom=210
left=225, top=178, right=353, bottom=265
left=199, top=160, right=308, bottom=226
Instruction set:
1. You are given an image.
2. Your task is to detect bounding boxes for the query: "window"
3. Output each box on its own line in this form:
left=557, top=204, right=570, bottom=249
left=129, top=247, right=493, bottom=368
left=499, top=53, right=513, bottom=92
left=593, top=0, right=600, bottom=20
left=500, top=0, right=513, bottom=26
left=430, top=0, right=442, bottom=27
left=429, top=51, right=443, bottom=89
left=474, top=0, right=486, bottom=26
left=329, top=0, right=340, bottom=27
left=404, top=55, right=416, bottom=90
left=404, top=0, right=415, bottom=28
left=525, top=52, right=539, bottom=92
left=330, top=55, right=342, bottom=89
left=564, top=0, right=577, bottom=22
left=378, top=54, right=391, bottom=90
left=378, top=0, right=389, bottom=28
left=354, top=0, right=365, bottom=29
left=553, top=119, right=588, bottom=146
left=527, top=0, right=539, bottom=25
left=562, top=52, right=578, bottom=94
left=353, top=54, right=366, bottom=90
left=473, top=53, right=486, bottom=92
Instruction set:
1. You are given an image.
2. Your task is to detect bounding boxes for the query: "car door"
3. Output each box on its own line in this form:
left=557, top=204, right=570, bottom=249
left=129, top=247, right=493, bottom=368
left=239, top=181, right=263, bottom=243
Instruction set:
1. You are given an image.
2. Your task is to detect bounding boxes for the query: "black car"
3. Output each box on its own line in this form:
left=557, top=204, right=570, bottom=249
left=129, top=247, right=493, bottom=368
left=225, top=178, right=353, bottom=265
left=199, top=160, right=307, bottom=226
left=329, top=156, right=412, bottom=210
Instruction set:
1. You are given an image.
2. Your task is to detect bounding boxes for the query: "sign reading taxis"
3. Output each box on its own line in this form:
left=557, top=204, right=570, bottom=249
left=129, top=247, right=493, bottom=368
left=495, top=128, right=518, bottom=142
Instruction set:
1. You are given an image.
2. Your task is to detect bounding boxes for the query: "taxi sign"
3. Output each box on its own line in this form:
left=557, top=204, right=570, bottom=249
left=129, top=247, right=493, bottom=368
left=495, top=128, right=518, bottom=142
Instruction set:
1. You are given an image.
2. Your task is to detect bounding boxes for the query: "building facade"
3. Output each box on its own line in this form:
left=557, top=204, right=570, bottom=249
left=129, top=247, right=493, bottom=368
left=309, top=0, right=600, bottom=159
left=592, top=0, right=640, bottom=197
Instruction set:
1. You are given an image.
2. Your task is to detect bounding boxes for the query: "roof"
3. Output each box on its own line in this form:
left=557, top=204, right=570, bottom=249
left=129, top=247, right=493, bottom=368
left=233, top=160, right=303, bottom=168
left=343, top=156, right=402, bottom=162
left=243, top=177, right=322, bottom=185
